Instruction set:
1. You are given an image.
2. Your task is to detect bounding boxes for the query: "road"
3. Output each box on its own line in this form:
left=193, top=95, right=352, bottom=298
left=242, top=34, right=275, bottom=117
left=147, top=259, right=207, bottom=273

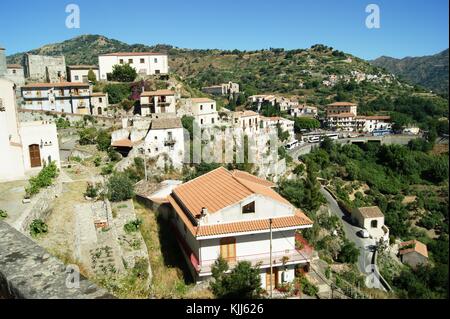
left=320, top=187, right=385, bottom=290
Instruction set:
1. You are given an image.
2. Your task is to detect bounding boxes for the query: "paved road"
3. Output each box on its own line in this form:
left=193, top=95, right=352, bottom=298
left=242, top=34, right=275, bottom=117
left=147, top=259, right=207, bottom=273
left=320, top=187, right=384, bottom=290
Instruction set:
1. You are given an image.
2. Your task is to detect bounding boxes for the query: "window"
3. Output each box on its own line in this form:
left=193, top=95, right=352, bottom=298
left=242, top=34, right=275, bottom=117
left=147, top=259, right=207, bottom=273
left=12, top=70, right=16, bottom=74
left=154, top=58, right=158, bottom=63
left=140, top=58, right=145, bottom=63
left=154, top=136, right=158, bottom=140
left=119, top=59, right=124, bottom=64
left=128, top=59, right=133, bottom=64
left=242, top=201, right=255, bottom=214
left=211, top=104, right=213, bottom=110
left=211, top=118, right=215, bottom=124
left=74, top=75, right=79, bottom=81
left=200, top=119, right=204, bottom=125
left=155, top=147, right=159, bottom=152
left=200, top=105, right=203, bottom=111
left=99, top=98, right=103, bottom=103
left=371, top=220, right=378, bottom=228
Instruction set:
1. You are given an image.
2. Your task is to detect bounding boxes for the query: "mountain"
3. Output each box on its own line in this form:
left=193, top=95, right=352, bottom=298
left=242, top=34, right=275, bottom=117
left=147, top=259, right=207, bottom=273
left=6, top=35, right=445, bottom=107
left=371, top=49, right=449, bottom=95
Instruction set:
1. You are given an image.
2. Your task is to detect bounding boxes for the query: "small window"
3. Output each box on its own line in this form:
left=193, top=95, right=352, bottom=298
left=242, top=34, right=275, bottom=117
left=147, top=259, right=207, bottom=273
left=12, top=69, right=16, bottom=74
left=128, top=59, right=133, bottom=64
left=140, top=58, right=145, bottom=63
left=74, top=75, right=79, bottom=80
left=155, top=147, right=159, bottom=152
left=119, top=59, right=124, bottom=64
left=154, top=136, right=157, bottom=140
left=200, top=105, right=203, bottom=111
left=99, top=98, right=103, bottom=103
left=242, top=202, right=255, bottom=214
left=211, top=104, right=213, bottom=110
left=200, top=119, right=204, bottom=125
left=154, top=58, right=158, bottom=63
left=212, top=118, right=215, bottom=124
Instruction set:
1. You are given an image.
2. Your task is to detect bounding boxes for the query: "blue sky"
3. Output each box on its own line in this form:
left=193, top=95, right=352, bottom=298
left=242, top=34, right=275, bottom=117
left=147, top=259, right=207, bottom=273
left=0, top=0, right=448, bottom=60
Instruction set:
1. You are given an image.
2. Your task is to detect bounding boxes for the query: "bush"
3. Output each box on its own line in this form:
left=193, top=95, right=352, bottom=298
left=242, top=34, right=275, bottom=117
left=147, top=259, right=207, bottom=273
left=124, top=219, right=143, bottom=233
left=107, top=173, right=135, bottom=202
left=85, top=182, right=101, bottom=199
left=337, top=240, right=360, bottom=264
left=25, top=162, right=58, bottom=197
left=30, top=219, right=48, bottom=237
left=78, top=127, right=98, bottom=145
left=101, top=164, right=114, bottom=175
left=96, top=129, right=111, bottom=151
left=0, top=209, right=8, bottom=220
left=111, top=64, right=137, bottom=82
left=299, top=276, right=319, bottom=296
left=104, top=83, right=131, bottom=104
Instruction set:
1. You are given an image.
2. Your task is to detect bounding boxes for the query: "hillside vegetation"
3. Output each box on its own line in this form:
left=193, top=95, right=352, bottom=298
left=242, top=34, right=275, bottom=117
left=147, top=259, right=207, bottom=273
left=372, top=49, right=449, bottom=96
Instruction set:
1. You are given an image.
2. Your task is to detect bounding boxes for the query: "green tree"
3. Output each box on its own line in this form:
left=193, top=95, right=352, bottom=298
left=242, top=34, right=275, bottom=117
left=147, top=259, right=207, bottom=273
left=337, top=240, right=360, bottom=264
left=111, top=64, right=137, bottom=82
left=78, top=127, right=98, bottom=145
left=302, top=162, right=323, bottom=212
left=293, top=117, right=320, bottom=132
left=96, top=129, right=111, bottom=151
left=104, top=83, right=131, bottom=104
left=210, top=258, right=262, bottom=299
left=87, top=69, right=97, bottom=83
left=107, top=173, right=135, bottom=202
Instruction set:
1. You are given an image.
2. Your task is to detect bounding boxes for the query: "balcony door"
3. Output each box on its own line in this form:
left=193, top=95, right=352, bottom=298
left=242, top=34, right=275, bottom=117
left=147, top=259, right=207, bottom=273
left=220, top=237, right=236, bottom=263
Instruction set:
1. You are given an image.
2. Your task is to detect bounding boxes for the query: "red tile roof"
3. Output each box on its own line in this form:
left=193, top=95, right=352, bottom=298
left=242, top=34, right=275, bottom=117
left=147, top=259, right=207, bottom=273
left=327, top=102, right=357, bottom=107
left=141, top=89, right=175, bottom=97
left=399, top=240, right=428, bottom=258
left=111, top=139, right=133, bottom=148
left=168, top=167, right=313, bottom=238
left=22, top=82, right=89, bottom=89
left=99, top=52, right=166, bottom=56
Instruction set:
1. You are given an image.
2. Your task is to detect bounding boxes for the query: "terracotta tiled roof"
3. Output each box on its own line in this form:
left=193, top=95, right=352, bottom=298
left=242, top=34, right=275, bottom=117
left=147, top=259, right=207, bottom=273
left=355, top=206, right=384, bottom=218
left=141, top=89, right=175, bottom=97
left=7, top=64, right=22, bottom=69
left=22, top=82, right=89, bottom=89
left=358, top=116, right=391, bottom=121
left=233, top=110, right=259, bottom=118
left=173, top=167, right=254, bottom=217
left=150, top=117, right=182, bottom=130
left=399, top=240, right=428, bottom=258
left=327, top=112, right=356, bottom=118
left=111, top=139, right=133, bottom=148
left=99, top=52, right=166, bottom=56
left=168, top=195, right=312, bottom=238
left=328, top=102, right=357, bottom=107
left=231, top=170, right=275, bottom=188
left=191, top=97, right=215, bottom=103
left=68, top=65, right=98, bottom=69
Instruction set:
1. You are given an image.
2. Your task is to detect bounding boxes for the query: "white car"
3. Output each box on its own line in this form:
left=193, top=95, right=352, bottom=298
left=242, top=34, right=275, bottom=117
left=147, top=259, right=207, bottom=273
left=357, top=229, right=370, bottom=238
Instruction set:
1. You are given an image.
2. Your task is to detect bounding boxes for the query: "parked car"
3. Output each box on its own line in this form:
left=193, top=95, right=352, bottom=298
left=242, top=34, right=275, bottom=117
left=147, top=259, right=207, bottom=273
left=357, top=229, right=370, bottom=238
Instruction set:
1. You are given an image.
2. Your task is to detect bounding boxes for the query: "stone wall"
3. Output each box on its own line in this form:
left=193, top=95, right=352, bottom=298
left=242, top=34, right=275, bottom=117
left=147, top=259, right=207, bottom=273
left=18, top=109, right=121, bottom=127
left=0, top=221, right=113, bottom=299
left=11, top=177, right=63, bottom=234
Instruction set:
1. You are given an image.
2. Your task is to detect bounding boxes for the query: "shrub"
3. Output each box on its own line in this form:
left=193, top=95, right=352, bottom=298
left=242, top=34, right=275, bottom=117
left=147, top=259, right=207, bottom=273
left=93, top=156, right=102, bottom=167
left=111, top=64, right=137, bottom=82
left=25, top=162, right=58, bottom=197
left=107, top=173, right=134, bottom=202
left=299, top=276, right=319, bottom=296
left=337, top=240, right=360, bottom=264
left=78, top=127, right=98, bottom=145
left=85, top=182, right=101, bottom=199
left=30, top=219, right=48, bottom=237
left=101, top=164, right=114, bottom=175
left=124, top=219, right=142, bottom=233
left=0, top=209, right=8, bottom=220
left=96, top=129, right=111, bottom=151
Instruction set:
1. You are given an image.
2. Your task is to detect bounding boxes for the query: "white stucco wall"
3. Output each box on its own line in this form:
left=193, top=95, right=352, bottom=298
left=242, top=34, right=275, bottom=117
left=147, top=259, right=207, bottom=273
left=98, top=54, right=168, bottom=80
left=144, top=127, right=185, bottom=169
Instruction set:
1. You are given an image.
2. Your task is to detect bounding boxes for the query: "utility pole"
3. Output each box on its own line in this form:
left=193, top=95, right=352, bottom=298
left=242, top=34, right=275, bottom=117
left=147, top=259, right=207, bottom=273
left=139, top=147, right=148, bottom=181
left=269, top=218, right=273, bottom=299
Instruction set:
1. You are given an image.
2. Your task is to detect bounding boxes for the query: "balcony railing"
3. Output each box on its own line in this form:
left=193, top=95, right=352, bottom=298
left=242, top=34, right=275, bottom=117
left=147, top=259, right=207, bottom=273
left=198, top=248, right=312, bottom=274
left=164, top=138, right=176, bottom=146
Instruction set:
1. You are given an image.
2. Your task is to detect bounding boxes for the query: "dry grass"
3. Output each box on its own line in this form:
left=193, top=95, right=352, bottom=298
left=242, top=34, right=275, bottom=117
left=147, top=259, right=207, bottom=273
left=134, top=200, right=213, bottom=299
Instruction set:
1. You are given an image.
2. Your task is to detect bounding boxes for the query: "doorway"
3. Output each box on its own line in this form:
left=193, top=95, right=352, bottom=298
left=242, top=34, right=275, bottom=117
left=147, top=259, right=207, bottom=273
left=266, top=267, right=279, bottom=290
left=220, top=237, right=236, bottom=263
left=29, top=144, right=41, bottom=168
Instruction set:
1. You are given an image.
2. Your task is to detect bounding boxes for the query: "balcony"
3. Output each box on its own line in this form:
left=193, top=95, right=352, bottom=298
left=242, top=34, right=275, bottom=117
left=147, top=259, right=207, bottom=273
left=198, top=248, right=312, bottom=275
left=164, top=137, right=176, bottom=146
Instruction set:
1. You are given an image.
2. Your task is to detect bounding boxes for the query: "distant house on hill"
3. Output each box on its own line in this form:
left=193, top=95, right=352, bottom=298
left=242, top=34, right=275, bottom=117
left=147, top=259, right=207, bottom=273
left=352, top=206, right=389, bottom=243
left=399, top=240, right=428, bottom=269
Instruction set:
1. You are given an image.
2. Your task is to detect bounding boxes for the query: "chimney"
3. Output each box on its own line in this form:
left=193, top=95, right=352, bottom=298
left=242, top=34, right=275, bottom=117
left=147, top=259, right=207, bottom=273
left=201, top=207, right=208, bottom=217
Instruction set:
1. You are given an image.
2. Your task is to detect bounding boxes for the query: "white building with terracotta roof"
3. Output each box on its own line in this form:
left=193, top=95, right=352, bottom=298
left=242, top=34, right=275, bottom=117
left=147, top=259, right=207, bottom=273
left=232, top=110, right=260, bottom=134
left=90, top=92, right=109, bottom=116
left=140, top=89, right=176, bottom=116
left=1, top=78, right=60, bottom=182
left=356, top=115, right=392, bottom=133
left=399, top=240, right=428, bottom=269
left=98, top=52, right=168, bottom=80
left=21, top=82, right=92, bottom=114
left=167, top=167, right=314, bottom=288
left=326, top=102, right=358, bottom=131
left=289, top=104, right=318, bottom=118
left=144, top=117, right=185, bottom=170
left=67, top=65, right=99, bottom=83
left=186, top=97, right=220, bottom=127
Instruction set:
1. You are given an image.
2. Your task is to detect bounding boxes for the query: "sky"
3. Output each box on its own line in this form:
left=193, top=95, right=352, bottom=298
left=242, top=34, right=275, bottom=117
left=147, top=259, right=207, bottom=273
left=0, top=0, right=448, bottom=60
